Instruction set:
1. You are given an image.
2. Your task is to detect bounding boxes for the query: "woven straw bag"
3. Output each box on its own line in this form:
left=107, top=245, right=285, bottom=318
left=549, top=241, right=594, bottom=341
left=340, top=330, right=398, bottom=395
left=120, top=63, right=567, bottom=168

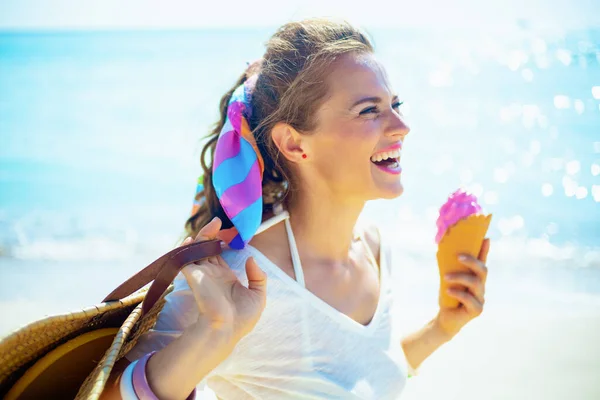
left=0, top=240, right=221, bottom=400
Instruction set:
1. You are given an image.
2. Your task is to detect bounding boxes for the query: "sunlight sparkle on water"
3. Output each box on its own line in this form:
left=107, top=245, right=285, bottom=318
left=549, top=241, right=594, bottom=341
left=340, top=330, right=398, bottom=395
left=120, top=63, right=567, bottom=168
left=575, top=187, right=588, bottom=200
left=521, top=68, right=534, bottom=82
left=592, top=86, right=600, bottom=100
left=542, top=183, right=554, bottom=197
left=507, top=50, right=528, bottom=71
left=592, top=185, right=600, bottom=202
left=553, top=95, right=571, bottom=109
left=555, top=49, right=572, bottom=66
left=531, top=38, right=547, bottom=54
left=592, top=164, right=600, bottom=176
left=521, top=152, right=535, bottom=167
left=566, top=160, right=581, bottom=175
left=499, top=104, right=521, bottom=123
left=562, top=176, right=578, bottom=197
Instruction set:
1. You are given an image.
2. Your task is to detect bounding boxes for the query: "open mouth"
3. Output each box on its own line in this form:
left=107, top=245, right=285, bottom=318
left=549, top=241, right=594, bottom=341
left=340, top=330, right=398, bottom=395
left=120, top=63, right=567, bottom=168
left=370, top=148, right=401, bottom=170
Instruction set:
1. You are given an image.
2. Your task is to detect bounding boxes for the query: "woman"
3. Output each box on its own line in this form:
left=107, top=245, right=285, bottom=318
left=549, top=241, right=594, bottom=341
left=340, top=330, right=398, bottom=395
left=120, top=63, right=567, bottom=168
left=102, top=18, right=490, bottom=400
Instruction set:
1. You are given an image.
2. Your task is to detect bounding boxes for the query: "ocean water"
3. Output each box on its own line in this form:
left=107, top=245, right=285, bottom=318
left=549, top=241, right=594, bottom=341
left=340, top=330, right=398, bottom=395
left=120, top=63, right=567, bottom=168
left=0, top=27, right=599, bottom=332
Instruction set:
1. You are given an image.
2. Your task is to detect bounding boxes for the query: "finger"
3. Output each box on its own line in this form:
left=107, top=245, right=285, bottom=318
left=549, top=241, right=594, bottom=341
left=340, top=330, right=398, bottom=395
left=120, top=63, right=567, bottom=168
left=181, top=261, right=205, bottom=281
left=215, top=255, right=230, bottom=269
left=478, top=238, right=491, bottom=263
left=180, top=237, right=192, bottom=247
left=447, top=288, right=484, bottom=316
left=194, top=217, right=222, bottom=242
left=444, top=273, right=485, bottom=303
left=245, top=257, right=267, bottom=298
left=457, top=254, right=488, bottom=284
left=181, top=258, right=219, bottom=280
left=205, top=255, right=228, bottom=268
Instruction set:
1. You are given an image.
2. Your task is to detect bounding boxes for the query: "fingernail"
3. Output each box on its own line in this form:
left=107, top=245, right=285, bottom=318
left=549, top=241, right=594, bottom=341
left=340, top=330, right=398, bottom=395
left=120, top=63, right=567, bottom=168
left=458, top=255, right=467, bottom=261
left=444, top=274, right=451, bottom=280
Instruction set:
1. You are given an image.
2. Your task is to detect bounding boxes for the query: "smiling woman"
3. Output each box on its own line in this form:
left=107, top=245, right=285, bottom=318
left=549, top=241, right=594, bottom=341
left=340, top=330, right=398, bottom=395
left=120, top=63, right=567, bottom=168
left=99, top=17, right=490, bottom=400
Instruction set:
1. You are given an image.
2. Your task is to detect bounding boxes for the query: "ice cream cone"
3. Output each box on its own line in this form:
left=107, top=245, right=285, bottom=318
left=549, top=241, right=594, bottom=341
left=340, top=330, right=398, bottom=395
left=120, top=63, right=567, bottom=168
left=436, top=213, right=492, bottom=308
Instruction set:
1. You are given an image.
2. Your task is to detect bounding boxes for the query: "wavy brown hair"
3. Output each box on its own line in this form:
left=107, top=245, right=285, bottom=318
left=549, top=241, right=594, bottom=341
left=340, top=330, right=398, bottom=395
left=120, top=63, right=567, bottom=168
left=185, top=18, right=374, bottom=238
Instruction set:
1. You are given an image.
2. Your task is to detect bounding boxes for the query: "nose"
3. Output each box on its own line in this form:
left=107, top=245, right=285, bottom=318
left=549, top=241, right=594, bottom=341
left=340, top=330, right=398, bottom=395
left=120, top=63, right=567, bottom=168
left=385, top=110, right=410, bottom=139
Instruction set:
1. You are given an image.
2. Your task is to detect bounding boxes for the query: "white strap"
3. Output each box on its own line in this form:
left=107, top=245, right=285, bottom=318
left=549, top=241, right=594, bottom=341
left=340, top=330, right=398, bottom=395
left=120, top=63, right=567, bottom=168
left=254, top=207, right=306, bottom=288
left=284, top=218, right=306, bottom=288
left=255, top=210, right=290, bottom=236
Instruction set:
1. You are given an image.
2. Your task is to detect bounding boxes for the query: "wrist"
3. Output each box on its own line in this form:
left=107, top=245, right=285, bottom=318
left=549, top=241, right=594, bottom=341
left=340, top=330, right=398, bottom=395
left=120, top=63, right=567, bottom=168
left=187, top=317, right=236, bottom=358
left=144, top=318, right=236, bottom=399
left=432, top=315, right=456, bottom=343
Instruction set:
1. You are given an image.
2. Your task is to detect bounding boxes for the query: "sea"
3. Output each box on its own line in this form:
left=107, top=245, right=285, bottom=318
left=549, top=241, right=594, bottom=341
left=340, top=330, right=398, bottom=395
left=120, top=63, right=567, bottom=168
left=0, top=25, right=599, bottom=335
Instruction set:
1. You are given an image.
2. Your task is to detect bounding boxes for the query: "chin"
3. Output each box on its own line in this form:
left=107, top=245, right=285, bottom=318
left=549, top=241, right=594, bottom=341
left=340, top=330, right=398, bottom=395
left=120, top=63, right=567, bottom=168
left=375, top=181, right=404, bottom=200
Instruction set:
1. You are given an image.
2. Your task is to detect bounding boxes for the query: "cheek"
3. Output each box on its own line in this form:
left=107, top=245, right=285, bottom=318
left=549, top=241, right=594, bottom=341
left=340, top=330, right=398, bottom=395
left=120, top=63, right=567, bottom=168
left=318, top=121, right=380, bottom=171
left=340, top=121, right=381, bottom=158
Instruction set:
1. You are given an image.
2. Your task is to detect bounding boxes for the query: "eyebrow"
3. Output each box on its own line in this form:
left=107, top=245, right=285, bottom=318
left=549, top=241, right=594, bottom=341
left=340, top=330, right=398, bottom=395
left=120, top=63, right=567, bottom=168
left=350, top=95, right=399, bottom=109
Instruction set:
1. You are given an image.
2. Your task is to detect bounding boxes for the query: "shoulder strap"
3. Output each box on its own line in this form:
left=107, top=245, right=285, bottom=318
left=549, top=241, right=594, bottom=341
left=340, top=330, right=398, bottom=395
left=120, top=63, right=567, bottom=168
left=284, top=218, right=306, bottom=288
left=102, top=239, right=222, bottom=316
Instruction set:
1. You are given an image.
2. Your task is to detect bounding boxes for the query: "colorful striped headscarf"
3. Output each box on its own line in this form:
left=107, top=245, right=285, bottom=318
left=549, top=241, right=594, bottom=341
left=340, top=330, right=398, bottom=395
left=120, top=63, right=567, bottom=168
left=193, top=75, right=264, bottom=249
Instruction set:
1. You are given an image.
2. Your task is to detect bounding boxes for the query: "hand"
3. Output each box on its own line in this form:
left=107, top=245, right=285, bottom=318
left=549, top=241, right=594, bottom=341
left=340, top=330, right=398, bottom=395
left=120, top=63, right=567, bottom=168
left=180, top=217, right=267, bottom=342
left=435, top=238, right=490, bottom=339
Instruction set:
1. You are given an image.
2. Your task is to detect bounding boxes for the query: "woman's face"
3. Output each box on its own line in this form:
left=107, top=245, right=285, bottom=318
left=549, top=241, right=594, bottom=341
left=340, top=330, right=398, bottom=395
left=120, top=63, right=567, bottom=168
left=302, top=52, right=410, bottom=203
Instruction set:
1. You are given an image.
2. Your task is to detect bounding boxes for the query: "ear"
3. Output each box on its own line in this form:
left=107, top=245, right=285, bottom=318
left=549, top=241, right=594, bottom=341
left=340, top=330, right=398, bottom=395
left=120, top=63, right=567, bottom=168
left=271, top=122, right=307, bottom=163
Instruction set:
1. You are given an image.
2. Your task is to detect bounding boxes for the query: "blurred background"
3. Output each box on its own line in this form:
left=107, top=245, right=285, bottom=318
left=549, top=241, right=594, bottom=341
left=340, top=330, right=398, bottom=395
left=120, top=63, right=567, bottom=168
left=1, top=0, right=599, bottom=398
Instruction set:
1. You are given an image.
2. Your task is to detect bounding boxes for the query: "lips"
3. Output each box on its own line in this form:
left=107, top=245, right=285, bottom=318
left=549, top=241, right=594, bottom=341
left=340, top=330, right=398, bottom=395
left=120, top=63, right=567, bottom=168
left=370, top=148, right=401, bottom=164
left=371, top=143, right=402, bottom=174
left=371, top=143, right=402, bottom=163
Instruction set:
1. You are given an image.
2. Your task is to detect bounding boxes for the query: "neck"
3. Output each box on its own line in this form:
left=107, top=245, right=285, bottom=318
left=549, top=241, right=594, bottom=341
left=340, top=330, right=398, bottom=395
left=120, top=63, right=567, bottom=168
left=285, top=186, right=365, bottom=263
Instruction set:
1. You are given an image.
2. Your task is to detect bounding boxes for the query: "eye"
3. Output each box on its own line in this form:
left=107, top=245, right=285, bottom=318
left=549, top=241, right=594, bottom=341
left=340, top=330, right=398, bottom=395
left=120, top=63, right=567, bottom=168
left=359, top=106, right=379, bottom=116
left=392, top=101, right=404, bottom=112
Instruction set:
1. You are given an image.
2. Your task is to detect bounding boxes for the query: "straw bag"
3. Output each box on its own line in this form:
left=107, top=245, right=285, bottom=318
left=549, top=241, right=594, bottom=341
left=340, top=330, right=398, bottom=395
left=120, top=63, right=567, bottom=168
left=0, top=239, right=222, bottom=400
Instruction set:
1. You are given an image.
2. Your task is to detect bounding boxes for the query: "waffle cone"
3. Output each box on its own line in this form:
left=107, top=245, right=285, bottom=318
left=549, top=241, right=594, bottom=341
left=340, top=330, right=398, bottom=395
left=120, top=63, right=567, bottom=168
left=436, top=213, right=492, bottom=308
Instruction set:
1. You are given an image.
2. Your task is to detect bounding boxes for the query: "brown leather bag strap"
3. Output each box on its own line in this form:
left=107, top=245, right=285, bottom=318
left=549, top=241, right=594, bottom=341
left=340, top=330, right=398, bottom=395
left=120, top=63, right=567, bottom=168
left=103, top=240, right=222, bottom=316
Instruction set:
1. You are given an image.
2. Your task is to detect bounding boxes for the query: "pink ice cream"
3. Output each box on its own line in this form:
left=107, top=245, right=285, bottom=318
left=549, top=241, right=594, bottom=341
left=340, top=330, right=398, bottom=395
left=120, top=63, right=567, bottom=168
left=435, top=189, right=483, bottom=244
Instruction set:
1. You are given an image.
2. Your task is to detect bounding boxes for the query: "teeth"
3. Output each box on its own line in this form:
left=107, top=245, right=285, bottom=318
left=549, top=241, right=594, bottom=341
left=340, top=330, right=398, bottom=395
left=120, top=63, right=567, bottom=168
left=371, top=149, right=401, bottom=162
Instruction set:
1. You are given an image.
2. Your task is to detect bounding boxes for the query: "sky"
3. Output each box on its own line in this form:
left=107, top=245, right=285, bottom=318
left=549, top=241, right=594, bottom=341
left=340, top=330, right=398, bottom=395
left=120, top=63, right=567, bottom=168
left=0, top=0, right=599, bottom=31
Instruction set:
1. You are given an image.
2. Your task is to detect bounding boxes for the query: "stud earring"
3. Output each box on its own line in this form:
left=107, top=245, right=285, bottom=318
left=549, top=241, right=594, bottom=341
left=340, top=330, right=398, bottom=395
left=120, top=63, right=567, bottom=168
left=302, top=154, right=307, bottom=159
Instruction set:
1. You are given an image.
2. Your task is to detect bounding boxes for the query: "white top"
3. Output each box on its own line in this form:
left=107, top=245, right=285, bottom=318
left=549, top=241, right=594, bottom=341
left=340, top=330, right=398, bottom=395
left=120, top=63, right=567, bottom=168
left=127, top=211, right=412, bottom=399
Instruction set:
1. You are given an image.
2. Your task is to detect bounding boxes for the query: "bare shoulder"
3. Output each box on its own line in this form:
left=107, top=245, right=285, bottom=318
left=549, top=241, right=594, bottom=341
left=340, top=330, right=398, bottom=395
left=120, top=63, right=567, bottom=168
left=358, top=221, right=381, bottom=266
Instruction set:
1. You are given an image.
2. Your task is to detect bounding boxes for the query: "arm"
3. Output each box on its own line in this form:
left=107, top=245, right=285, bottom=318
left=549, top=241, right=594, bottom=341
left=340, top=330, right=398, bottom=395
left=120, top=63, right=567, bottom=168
left=100, top=318, right=235, bottom=400
left=401, top=239, right=491, bottom=372
left=101, top=217, right=267, bottom=399
left=400, top=317, right=452, bottom=372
